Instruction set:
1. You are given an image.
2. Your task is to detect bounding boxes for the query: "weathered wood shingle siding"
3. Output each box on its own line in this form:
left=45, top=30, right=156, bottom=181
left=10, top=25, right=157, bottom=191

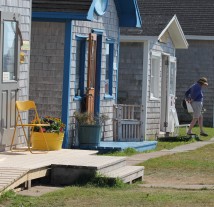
left=30, top=22, right=65, bottom=118
left=138, top=0, right=214, bottom=36
left=30, top=0, right=119, bottom=146
left=176, top=40, right=214, bottom=126
left=146, top=36, right=175, bottom=136
left=70, top=0, right=119, bottom=144
left=1, top=0, right=31, bottom=100
left=1, top=0, right=32, bottom=144
left=118, top=42, right=144, bottom=105
left=135, top=0, right=214, bottom=127
left=32, top=0, right=92, bottom=13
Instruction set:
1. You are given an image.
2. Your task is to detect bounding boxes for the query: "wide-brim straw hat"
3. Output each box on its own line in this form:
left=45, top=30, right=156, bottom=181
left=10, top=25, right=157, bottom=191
left=198, top=77, right=208, bottom=86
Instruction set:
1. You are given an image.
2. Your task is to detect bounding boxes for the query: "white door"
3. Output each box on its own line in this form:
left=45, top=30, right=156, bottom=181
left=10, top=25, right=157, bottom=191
left=167, top=56, right=177, bottom=132
left=161, top=56, right=177, bottom=133
left=0, top=12, right=20, bottom=150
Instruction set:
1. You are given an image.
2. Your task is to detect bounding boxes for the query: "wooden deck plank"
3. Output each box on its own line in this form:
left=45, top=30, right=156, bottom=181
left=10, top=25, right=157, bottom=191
left=103, top=166, right=144, bottom=177
left=0, top=149, right=125, bottom=193
left=0, top=170, right=27, bottom=174
left=0, top=150, right=126, bottom=172
left=0, top=149, right=144, bottom=192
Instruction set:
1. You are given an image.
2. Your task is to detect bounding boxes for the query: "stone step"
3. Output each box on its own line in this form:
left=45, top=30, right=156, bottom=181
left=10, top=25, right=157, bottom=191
left=102, top=166, right=144, bottom=184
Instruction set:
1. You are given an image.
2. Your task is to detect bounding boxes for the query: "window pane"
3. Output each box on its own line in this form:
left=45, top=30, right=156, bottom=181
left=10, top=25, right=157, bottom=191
left=84, top=41, right=88, bottom=94
left=75, top=41, right=81, bottom=96
left=170, top=62, right=176, bottom=95
left=105, top=44, right=110, bottom=94
left=2, top=21, right=17, bottom=82
left=151, top=57, right=160, bottom=98
left=105, top=44, right=109, bottom=79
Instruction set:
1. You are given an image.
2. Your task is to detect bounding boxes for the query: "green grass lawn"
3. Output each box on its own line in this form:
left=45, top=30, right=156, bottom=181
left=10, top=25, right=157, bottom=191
left=156, top=126, right=213, bottom=150
left=103, top=127, right=214, bottom=157
left=1, top=184, right=213, bottom=207
left=139, top=143, right=214, bottom=186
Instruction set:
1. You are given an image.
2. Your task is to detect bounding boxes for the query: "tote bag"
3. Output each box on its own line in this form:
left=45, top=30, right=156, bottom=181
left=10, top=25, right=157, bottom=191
left=186, top=101, right=194, bottom=113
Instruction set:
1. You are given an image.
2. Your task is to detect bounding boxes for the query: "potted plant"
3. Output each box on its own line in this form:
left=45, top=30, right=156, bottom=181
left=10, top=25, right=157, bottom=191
left=31, top=116, right=66, bottom=150
left=74, top=112, right=109, bottom=147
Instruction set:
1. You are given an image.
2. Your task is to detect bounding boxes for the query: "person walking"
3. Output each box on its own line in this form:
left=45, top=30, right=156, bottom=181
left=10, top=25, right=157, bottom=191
left=185, top=77, right=208, bottom=136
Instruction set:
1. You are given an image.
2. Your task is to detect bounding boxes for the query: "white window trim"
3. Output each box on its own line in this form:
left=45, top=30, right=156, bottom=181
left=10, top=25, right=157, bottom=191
left=150, top=51, right=161, bottom=101
left=169, top=56, right=177, bottom=96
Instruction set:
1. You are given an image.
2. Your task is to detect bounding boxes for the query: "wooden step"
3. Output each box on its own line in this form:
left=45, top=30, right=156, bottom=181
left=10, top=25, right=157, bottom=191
left=102, top=166, right=144, bottom=184
left=96, top=156, right=127, bottom=174
left=51, top=156, right=127, bottom=186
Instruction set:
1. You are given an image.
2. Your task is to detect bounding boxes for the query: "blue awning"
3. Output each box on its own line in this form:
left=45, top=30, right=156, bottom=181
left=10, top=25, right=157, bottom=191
left=114, top=0, right=142, bottom=28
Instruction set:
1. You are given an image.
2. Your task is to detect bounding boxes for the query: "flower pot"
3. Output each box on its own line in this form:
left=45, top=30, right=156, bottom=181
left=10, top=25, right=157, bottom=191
left=31, top=132, right=64, bottom=151
left=78, top=125, right=102, bottom=147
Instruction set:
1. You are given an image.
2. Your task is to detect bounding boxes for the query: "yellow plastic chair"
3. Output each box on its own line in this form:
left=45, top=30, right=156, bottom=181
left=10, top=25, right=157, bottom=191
left=10, top=100, right=49, bottom=153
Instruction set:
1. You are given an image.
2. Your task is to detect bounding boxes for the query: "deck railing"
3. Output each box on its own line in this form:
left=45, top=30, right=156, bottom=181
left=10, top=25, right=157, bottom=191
left=113, top=104, right=144, bottom=141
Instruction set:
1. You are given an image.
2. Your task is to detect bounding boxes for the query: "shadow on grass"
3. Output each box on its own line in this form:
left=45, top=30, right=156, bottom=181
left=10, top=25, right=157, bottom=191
left=157, top=136, right=195, bottom=142
left=72, top=173, right=126, bottom=188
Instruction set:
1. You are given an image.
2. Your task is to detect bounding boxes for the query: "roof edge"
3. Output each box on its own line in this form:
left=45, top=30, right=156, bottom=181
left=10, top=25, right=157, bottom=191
left=158, top=15, right=189, bottom=49
left=120, top=35, right=157, bottom=42
left=186, top=35, right=214, bottom=40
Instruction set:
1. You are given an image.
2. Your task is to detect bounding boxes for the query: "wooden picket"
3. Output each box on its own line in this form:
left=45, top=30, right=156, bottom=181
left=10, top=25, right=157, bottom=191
left=113, top=104, right=144, bottom=141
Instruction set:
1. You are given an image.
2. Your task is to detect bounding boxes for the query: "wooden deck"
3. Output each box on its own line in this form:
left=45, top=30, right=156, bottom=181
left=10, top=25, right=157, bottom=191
left=0, top=149, right=144, bottom=193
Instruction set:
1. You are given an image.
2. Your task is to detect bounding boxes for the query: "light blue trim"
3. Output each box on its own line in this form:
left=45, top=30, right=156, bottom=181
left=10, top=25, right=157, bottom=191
left=87, top=0, right=97, bottom=20
left=62, top=20, right=72, bottom=149
left=104, top=94, right=115, bottom=100
left=32, top=12, right=88, bottom=20
left=75, top=35, right=88, bottom=40
left=94, top=0, right=108, bottom=16
left=106, top=38, right=115, bottom=43
left=73, top=96, right=82, bottom=101
left=92, top=28, right=104, bottom=35
left=133, top=0, right=142, bottom=27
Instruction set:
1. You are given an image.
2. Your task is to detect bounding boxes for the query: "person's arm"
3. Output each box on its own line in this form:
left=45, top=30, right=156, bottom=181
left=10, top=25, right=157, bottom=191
left=190, top=84, right=201, bottom=101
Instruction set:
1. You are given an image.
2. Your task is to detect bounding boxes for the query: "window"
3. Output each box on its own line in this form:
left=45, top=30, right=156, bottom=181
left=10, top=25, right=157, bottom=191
left=150, top=53, right=161, bottom=99
left=105, top=40, right=114, bottom=97
left=169, top=58, right=176, bottom=95
left=75, top=36, right=87, bottom=99
left=2, top=20, right=18, bottom=82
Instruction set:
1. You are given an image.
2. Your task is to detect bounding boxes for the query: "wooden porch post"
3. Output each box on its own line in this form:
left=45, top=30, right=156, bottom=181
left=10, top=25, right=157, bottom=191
left=86, top=33, right=97, bottom=114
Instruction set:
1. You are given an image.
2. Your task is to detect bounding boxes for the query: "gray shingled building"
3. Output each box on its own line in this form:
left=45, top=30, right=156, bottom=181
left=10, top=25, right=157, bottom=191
left=0, top=0, right=31, bottom=151
left=0, top=0, right=142, bottom=151
left=119, top=0, right=214, bottom=140
left=137, top=0, right=214, bottom=127
left=29, top=0, right=141, bottom=147
left=119, top=1, right=189, bottom=138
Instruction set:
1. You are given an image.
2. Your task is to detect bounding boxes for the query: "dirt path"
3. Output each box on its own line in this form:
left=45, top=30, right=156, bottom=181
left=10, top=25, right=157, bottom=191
left=128, top=138, right=214, bottom=189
